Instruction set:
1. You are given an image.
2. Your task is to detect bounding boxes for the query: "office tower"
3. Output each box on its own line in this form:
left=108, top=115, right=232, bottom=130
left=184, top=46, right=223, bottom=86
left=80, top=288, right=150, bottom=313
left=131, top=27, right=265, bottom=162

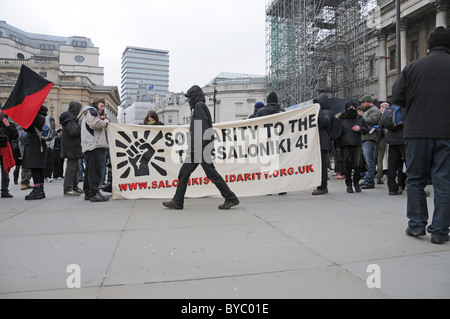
left=120, top=46, right=169, bottom=110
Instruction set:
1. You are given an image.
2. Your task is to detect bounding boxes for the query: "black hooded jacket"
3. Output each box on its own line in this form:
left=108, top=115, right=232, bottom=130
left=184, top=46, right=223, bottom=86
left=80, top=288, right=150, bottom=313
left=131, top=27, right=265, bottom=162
left=337, top=101, right=369, bottom=147
left=314, top=93, right=333, bottom=151
left=59, top=101, right=83, bottom=159
left=23, top=105, right=47, bottom=169
left=185, top=85, right=214, bottom=158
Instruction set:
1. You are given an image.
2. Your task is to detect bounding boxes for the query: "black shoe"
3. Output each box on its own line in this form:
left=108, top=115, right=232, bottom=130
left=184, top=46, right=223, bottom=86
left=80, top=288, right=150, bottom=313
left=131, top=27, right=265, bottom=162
left=354, top=184, right=361, bottom=193
left=389, top=190, right=402, bottom=195
left=405, top=226, right=426, bottom=237
left=84, top=194, right=90, bottom=201
left=89, top=192, right=109, bottom=202
left=73, top=187, right=84, bottom=194
left=346, top=186, right=354, bottom=193
left=218, top=198, right=240, bottom=210
left=1, top=193, right=13, bottom=198
left=162, top=200, right=183, bottom=210
left=431, top=235, right=449, bottom=245
left=102, top=184, right=112, bottom=193
left=360, top=184, right=375, bottom=189
left=25, top=188, right=45, bottom=200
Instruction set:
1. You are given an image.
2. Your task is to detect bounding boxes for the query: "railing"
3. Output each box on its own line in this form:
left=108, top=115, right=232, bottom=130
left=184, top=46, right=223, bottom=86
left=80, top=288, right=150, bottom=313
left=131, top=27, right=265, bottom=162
left=0, top=58, right=29, bottom=65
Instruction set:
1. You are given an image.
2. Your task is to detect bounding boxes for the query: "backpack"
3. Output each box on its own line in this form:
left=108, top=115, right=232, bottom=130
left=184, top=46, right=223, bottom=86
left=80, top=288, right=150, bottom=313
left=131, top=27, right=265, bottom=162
left=328, top=115, right=342, bottom=141
left=35, top=116, right=56, bottom=141
left=380, top=105, right=403, bottom=131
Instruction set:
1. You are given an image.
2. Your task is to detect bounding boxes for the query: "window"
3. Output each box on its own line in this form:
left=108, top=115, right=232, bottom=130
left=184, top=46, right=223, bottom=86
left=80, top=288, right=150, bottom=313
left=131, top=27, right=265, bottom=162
left=72, top=41, right=87, bottom=47
left=167, top=115, right=173, bottom=124
left=10, top=35, right=23, bottom=44
left=389, top=47, right=396, bottom=70
left=411, top=40, right=419, bottom=62
left=17, top=53, right=25, bottom=60
left=40, top=44, right=55, bottom=50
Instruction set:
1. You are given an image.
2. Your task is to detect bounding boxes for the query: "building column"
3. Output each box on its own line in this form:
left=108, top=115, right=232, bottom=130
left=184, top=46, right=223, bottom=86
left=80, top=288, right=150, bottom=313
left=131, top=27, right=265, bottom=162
left=376, top=29, right=388, bottom=101
left=400, top=18, right=408, bottom=70
left=433, top=0, right=448, bottom=27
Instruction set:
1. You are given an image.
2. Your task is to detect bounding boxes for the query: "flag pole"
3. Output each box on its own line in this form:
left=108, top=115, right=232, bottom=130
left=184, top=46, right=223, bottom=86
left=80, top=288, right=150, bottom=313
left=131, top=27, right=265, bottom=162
left=54, top=85, right=83, bottom=104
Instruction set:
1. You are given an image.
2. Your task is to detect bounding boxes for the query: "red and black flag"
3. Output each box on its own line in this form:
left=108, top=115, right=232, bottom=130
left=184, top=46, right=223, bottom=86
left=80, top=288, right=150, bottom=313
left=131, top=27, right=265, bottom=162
left=1, top=64, right=53, bottom=129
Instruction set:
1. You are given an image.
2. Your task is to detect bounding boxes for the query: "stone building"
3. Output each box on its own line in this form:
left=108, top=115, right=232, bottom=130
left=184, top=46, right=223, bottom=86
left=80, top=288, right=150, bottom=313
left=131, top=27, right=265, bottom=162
left=0, top=20, right=120, bottom=122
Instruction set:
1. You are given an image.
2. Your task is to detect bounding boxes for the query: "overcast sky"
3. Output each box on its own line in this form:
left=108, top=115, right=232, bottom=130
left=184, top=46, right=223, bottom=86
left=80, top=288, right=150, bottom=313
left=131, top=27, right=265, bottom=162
left=1, top=0, right=267, bottom=93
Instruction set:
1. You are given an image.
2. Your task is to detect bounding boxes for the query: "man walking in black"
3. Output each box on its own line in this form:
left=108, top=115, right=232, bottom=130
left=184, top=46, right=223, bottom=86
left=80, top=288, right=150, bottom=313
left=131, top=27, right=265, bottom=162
left=163, top=85, right=239, bottom=210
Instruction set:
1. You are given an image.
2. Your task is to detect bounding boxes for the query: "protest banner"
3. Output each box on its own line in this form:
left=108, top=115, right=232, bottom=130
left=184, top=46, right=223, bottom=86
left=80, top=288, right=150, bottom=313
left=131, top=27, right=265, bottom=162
left=107, top=102, right=321, bottom=199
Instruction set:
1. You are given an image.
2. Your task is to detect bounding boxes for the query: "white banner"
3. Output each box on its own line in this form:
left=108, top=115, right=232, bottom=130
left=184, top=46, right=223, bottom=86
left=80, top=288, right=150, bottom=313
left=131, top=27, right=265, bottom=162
left=107, top=103, right=321, bottom=199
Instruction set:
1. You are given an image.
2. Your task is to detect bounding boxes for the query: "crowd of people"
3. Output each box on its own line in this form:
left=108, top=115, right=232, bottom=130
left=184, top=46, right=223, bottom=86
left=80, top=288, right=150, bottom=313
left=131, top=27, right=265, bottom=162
left=0, top=26, right=448, bottom=243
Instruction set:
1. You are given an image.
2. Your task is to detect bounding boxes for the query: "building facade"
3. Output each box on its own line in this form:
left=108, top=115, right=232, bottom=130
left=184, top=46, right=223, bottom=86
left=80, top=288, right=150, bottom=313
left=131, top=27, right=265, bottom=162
left=149, top=73, right=269, bottom=125
left=0, top=21, right=120, bottom=122
left=120, top=46, right=169, bottom=111
left=265, top=0, right=450, bottom=105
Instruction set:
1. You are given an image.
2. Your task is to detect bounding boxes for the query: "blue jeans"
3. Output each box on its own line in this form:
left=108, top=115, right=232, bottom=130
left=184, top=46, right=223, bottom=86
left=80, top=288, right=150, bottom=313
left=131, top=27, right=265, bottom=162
left=362, top=140, right=377, bottom=187
left=405, top=139, right=450, bottom=239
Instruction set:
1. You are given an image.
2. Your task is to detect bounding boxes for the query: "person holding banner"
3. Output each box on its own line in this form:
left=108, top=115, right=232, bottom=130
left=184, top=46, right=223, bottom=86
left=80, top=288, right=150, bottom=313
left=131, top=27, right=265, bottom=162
left=311, top=93, right=333, bottom=195
left=79, top=98, right=110, bottom=202
left=162, top=85, right=239, bottom=210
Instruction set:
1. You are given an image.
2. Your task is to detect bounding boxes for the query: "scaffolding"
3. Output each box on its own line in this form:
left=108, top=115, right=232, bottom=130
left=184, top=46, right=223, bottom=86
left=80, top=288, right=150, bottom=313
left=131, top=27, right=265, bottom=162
left=266, top=0, right=379, bottom=107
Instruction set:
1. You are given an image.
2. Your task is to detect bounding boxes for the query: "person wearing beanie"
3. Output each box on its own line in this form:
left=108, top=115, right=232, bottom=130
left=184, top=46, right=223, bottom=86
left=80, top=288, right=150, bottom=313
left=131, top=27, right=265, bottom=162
left=392, top=26, right=450, bottom=245
left=249, top=101, right=265, bottom=119
left=255, top=92, right=284, bottom=117
left=359, top=94, right=381, bottom=189
left=311, top=93, right=333, bottom=195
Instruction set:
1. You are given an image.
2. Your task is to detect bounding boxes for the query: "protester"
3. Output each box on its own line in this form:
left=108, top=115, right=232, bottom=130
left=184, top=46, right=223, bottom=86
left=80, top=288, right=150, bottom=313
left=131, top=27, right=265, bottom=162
left=392, top=26, right=450, bottom=244
left=0, top=109, right=18, bottom=198
left=142, top=110, right=164, bottom=125
left=162, top=85, right=239, bottom=210
left=59, top=100, right=84, bottom=197
left=11, top=133, right=21, bottom=185
left=336, top=101, right=369, bottom=193
left=22, top=105, right=48, bottom=200
left=255, top=93, right=284, bottom=117
left=79, top=97, right=110, bottom=202
left=52, top=129, right=63, bottom=180
left=249, top=101, right=265, bottom=119
left=359, top=95, right=382, bottom=189
left=311, top=93, right=332, bottom=195
left=17, top=125, right=32, bottom=190
left=379, top=105, right=406, bottom=196
left=375, top=102, right=389, bottom=184
left=97, top=101, right=111, bottom=187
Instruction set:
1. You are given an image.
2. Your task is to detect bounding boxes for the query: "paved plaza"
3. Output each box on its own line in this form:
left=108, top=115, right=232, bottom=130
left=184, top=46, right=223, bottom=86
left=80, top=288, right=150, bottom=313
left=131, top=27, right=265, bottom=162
left=0, top=175, right=449, bottom=299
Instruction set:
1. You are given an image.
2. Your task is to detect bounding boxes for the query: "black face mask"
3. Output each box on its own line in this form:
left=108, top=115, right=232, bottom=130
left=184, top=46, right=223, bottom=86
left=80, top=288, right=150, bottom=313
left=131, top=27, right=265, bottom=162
left=345, top=108, right=357, bottom=118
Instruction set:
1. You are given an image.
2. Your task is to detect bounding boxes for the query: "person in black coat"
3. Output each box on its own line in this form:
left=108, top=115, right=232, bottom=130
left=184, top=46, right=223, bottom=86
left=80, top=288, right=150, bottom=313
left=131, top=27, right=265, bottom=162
left=337, top=101, right=369, bottom=193
left=392, top=26, right=450, bottom=244
left=0, top=110, right=19, bottom=198
left=255, top=92, right=284, bottom=117
left=22, top=105, right=48, bottom=200
left=59, top=100, right=83, bottom=196
left=312, top=93, right=332, bottom=195
left=163, top=85, right=239, bottom=210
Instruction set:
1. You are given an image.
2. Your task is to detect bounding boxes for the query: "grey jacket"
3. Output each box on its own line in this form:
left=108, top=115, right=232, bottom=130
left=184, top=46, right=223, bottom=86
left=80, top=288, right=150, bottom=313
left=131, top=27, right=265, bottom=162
left=79, top=105, right=109, bottom=153
left=361, top=105, right=381, bottom=143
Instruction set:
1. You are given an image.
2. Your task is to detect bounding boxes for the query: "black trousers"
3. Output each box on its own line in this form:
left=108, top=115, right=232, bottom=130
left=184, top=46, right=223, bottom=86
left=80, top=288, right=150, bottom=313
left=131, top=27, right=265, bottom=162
left=0, top=156, right=10, bottom=194
left=387, top=144, right=406, bottom=192
left=173, top=158, right=237, bottom=206
left=83, top=149, right=103, bottom=197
